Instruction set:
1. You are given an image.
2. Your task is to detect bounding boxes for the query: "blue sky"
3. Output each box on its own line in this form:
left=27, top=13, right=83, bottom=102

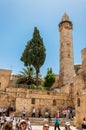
left=0, top=0, right=86, bottom=77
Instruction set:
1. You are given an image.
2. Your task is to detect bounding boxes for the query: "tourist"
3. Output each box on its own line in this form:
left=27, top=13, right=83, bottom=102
left=54, top=115, right=60, bottom=130
left=1, top=112, right=7, bottom=126
left=63, top=122, right=72, bottom=130
left=43, top=123, right=49, bottom=130
left=32, top=107, right=36, bottom=117
left=48, top=113, right=51, bottom=123
left=22, top=107, right=26, bottom=117
left=25, top=117, right=32, bottom=130
left=82, top=118, right=86, bottom=130
left=38, top=109, right=42, bottom=118
left=0, top=117, right=2, bottom=128
left=45, top=111, right=49, bottom=118
left=1, top=122, right=14, bottom=130
left=19, top=119, right=27, bottom=130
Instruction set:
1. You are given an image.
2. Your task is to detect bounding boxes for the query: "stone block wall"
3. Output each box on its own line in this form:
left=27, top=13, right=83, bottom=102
left=0, top=69, right=12, bottom=91
left=1, top=87, right=72, bottom=117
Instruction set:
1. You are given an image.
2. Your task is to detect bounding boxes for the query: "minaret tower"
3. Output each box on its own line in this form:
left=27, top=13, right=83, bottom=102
left=59, top=13, right=75, bottom=87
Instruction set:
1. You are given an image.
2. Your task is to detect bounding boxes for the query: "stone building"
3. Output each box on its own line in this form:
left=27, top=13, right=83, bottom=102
left=0, top=13, right=86, bottom=128
left=0, top=69, right=73, bottom=117
left=73, top=48, right=86, bottom=128
left=58, top=14, right=86, bottom=128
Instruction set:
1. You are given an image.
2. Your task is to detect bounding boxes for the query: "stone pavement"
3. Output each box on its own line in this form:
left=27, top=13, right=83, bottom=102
left=32, top=125, right=78, bottom=130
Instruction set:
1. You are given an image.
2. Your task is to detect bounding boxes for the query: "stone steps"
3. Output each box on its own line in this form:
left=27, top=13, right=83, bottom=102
left=28, top=117, right=73, bottom=126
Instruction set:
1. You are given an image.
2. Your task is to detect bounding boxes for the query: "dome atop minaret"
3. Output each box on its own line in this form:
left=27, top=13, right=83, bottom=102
left=62, top=13, right=69, bottom=21
left=59, top=13, right=73, bottom=29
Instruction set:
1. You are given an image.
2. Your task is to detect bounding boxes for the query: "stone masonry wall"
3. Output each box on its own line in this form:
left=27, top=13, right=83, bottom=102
left=5, top=88, right=72, bottom=117
left=0, top=69, right=12, bottom=91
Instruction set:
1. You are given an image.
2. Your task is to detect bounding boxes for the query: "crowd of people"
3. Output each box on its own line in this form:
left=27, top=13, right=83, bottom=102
left=0, top=112, right=32, bottom=130
left=0, top=106, right=85, bottom=130
left=21, top=106, right=75, bottom=119
left=0, top=109, right=73, bottom=130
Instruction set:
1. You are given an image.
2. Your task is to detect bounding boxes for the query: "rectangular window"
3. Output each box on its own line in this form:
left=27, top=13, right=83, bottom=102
left=31, top=98, right=35, bottom=104
left=53, top=99, right=56, bottom=106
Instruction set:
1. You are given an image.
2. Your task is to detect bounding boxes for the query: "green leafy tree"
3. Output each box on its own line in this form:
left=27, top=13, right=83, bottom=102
left=21, top=27, right=46, bottom=88
left=43, top=68, right=55, bottom=89
left=17, top=66, right=35, bottom=86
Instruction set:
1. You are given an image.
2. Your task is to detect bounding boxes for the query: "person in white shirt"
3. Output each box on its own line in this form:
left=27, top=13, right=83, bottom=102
left=25, top=117, right=32, bottom=130
left=22, top=107, right=26, bottom=117
left=63, top=122, right=72, bottom=130
left=32, top=107, right=35, bottom=117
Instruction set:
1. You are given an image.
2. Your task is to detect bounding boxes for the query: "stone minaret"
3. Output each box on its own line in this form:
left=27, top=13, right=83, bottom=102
left=58, top=13, right=75, bottom=87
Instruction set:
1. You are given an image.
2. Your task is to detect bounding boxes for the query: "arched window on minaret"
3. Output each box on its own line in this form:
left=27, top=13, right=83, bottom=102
left=68, top=53, right=70, bottom=57
left=67, top=43, right=70, bottom=46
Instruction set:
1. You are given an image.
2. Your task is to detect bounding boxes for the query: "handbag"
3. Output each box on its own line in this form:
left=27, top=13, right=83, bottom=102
left=55, top=123, right=59, bottom=127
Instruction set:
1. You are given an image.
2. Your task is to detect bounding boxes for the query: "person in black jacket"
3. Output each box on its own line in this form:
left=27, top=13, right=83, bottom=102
left=82, top=118, right=86, bottom=129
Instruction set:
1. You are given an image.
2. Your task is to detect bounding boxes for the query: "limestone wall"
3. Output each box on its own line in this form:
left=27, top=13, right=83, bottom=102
left=0, top=93, right=9, bottom=107
left=81, top=48, right=86, bottom=69
left=73, top=48, right=86, bottom=128
left=4, top=88, right=72, bottom=117
left=0, top=69, right=12, bottom=91
left=60, top=84, right=70, bottom=93
left=75, top=93, right=86, bottom=128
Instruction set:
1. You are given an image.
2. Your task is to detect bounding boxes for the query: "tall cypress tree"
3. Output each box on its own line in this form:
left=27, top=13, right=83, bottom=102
left=21, top=27, right=46, bottom=88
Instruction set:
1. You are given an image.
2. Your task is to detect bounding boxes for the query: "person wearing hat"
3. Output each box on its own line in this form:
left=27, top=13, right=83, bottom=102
left=63, top=122, right=72, bottom=130
left=43, top=123, right=49, bottom=130
left=19, top=119, right=27, bottom=130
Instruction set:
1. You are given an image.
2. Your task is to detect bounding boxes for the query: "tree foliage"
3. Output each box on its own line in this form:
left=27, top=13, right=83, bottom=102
left=43, top=68, right=55, bottom=89
left=17, top=66, right=35, bottom=86
left=20, top=27, right=46, bottom=88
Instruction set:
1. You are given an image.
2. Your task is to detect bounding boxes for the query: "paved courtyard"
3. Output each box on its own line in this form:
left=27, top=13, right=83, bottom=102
left=32, top=125, right=78, bottom=130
